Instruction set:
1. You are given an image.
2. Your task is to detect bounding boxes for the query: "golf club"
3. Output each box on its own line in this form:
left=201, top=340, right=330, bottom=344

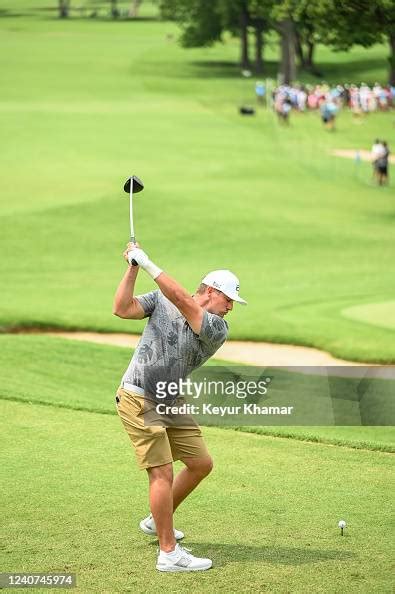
left=123, top=175, right=144, bottom=266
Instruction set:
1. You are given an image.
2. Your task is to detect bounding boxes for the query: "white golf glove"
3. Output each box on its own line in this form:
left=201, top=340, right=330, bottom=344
left=127, top=247, right=162, bottom=280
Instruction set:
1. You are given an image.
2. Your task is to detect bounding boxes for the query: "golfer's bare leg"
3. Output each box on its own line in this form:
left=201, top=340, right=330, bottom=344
left=172, top=456, right=213, bottom=511
left=147, top=464, right=176, bottom=552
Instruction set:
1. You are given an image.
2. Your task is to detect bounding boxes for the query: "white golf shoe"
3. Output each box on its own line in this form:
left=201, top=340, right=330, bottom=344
left=156, top=543, right=212, bottom=572
left=139, top=514, right=184, bottom=540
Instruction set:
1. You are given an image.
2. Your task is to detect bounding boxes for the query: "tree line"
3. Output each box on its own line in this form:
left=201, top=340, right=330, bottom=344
left=58, top=0, right=395, bottom=85
left=58, top=0, right=143, bottom=19
left=158, top=0, right=395, bottom=86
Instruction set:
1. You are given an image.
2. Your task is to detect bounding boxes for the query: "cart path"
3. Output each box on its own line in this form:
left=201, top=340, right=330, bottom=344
left=42, top=330, right=369, bottom=366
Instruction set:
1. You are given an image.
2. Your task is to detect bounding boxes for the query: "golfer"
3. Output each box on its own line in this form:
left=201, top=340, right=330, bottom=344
left=113, top=243, right=246, bottom=572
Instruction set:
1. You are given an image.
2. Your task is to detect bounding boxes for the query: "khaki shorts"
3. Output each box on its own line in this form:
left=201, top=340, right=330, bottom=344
left=115, top=387, right=209, bottom=470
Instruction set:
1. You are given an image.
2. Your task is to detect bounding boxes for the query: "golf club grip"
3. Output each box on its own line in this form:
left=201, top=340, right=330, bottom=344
left=130, top=236, right=138, bottom=266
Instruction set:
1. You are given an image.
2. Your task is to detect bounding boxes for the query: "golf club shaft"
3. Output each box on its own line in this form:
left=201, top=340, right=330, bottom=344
left=129, top=180, right=138, bottom=266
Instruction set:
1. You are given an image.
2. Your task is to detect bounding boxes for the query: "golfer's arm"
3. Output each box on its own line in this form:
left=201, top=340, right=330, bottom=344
left=113, top=267, right=145, bottom=319
left=155, top=273, right=203, bottom=334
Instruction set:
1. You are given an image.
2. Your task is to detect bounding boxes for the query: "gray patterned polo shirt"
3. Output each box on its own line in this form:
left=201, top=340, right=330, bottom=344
left=121, top=290, right=228, bottom=402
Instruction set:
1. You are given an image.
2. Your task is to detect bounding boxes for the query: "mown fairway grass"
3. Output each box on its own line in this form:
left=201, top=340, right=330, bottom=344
left=1, top=397, right=394, bottom=594
left=0, top=2, right=394, bottom=362
left=1, top=7, right=394, bottom=593
left=1, top=335, right=394, bottom=451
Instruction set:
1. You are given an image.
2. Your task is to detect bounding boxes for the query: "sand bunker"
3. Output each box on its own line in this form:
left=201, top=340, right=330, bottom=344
left=44, top=331, right=367, bottom=367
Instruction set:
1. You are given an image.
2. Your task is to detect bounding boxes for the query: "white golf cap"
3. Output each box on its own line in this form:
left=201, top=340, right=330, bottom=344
left=201, top=270, right=247, bottom=305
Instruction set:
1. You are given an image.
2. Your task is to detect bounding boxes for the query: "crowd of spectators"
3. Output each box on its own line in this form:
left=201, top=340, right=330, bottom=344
left=252, top=80, right=392, bottom=183
left=256, top=81, right=395, bottom=116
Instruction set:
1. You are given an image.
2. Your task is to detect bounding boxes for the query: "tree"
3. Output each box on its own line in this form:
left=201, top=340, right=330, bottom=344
left=58, top=0, right=70, bottom=18
left=271, top=1, right=297, bottom=83
left=248, top=1, right=274, bottom=73
left=218, top=0, right=252, bottom=70
left=219, top=0, right=274, bottom=73
left=110, top=0, right=120, bottom=18
left=128, top=0, right=143, bottom=18
left=155, top=0, right=395, bottom=84
left=390, top=32, right=395, bottom=85
left=283, top=0, right=336, bottom=75
left=157, top=0, right=274, bottom=73
left=157, top=0, right=223, bottom=50
left=279, top=18, right=296, bottom=83
left=274, top=0, right=395, bottom=83
left=292, top=1, right=320, bottom=73
left=313, top=0, right=395, bottom=85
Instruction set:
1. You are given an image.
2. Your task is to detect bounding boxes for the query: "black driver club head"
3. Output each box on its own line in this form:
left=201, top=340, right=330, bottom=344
left=124, top=175, right=144, bottom=194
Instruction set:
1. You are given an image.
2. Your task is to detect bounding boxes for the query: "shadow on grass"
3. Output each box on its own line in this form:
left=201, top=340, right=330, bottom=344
left=188, top=56, right=386, bottom=84
left=39, top=13, right=160, bottom=22
left=163, top=58, right=383, bottom=85
left=179, top=57, right=385, bottom=83
left=189, top=60, right=279, bottom=80
left=0, top=10, right=30, bottom=18
left=315, top=57, right=387, bottom=84
left=148, top=541, right=355, bottom=566
left=367, top=210, right=395, bottom=223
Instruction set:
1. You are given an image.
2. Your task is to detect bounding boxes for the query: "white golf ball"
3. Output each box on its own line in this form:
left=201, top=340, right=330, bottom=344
left=338, top=520, right=346, bottom=529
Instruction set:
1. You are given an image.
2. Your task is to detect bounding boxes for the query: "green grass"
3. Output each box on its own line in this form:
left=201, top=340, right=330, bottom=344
left=1, top=334, right=393, bottom=592
left=0, top=4, right=395, bottom=362
left=342, top=300, right=395, bottom=331
left=1, top=335, right=393, bottom=452
left=1, top=12, right=393, bottom=591
left=231, top=426, right=395, bottom=453
left=0, top=334, right=131, bottom=414
left=1, top=398, right=394, bottom=593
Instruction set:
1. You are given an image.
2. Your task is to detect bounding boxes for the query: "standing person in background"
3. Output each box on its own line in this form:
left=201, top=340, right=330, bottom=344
left=297, top=86, right=307, bottom=111
left=280, top=98, right=292, bottom=124
left=350, top=85, right=361, bottom=117
left=371, top=139, right=385, bottom=183
left=359, top=83, right=370, bottom=113
left=376, top=141, right=390, bottom=185
left=255, top=81, right=265, bottom=105
left=320, top=99, right=338, bottom=130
